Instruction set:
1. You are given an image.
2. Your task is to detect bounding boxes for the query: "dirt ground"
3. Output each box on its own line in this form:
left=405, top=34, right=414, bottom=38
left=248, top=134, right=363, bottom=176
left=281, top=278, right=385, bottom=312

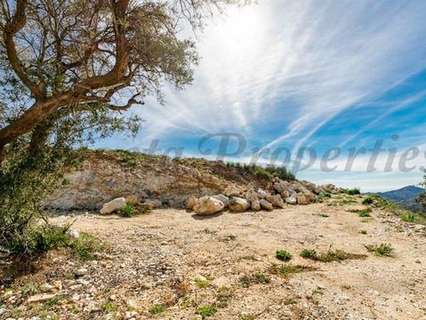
left=1, top=197, right=426, bottom=320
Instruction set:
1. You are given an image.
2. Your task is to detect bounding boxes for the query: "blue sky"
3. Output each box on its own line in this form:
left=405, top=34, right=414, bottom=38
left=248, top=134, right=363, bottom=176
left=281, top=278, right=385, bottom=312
left=98, top=0, right=426, bottom=192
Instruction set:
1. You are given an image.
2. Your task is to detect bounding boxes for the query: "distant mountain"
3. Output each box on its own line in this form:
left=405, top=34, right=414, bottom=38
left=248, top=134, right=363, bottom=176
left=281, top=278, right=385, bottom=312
left=377, top=185, right=425, bottom=212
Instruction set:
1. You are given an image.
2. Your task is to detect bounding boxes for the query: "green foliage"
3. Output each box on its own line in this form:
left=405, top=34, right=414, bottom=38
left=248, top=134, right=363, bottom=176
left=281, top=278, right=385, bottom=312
left=69, top=233, right=103, bottom=261
left=269, top=263, right=316, bottom=278
left=348, top=208, right=372, bottom=217
left=365, top=243, right=394, bottom=257
left=400, top=213, right=417, bottom=223
left=275, top=249, right=292, bottom=262
left=300, top=249, right=318, bottom=259
left=102, top=301, right=118, bottom=313
left=226, top=162, right=295, bottom=181
left=196, top=305, right=217, bottom=318
left=239, top=272, right=271, bottom=288
left=300, top=248, right=367, bottom=262
left=119, top=204, right=137, bottom=218
left=150, top=304, right=166, bottom=315
left=194, top=276, right=210, bottom=289
left=342, top=188, right=361, bottom=195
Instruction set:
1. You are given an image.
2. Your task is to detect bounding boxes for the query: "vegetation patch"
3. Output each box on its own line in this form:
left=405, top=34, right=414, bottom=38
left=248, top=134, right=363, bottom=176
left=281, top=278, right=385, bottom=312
left=239, top=272, right=271, bottom=288
left=149, top=304, right=166, bottom=315
left=365, top=243, right=394, bottom=257
left=196, top=305, right=217, bottom=318
left=300, top=248, right=367, bottom=262
left=348, top=208, right=372, bottom=217
left=269, top=263, right=316, bottom=278
left=275, top=249, right=292, bottom=262
left=342, top=188, right=361, bottom=195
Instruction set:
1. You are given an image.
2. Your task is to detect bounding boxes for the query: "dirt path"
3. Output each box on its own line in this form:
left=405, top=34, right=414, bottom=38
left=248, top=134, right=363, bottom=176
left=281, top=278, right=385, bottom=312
left=2, top=200, right=426, bottom=320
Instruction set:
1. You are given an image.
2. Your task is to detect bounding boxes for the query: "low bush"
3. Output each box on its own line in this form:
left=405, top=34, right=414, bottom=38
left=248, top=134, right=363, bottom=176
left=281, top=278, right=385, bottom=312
left=300, top=248, right=367, bottom=262
left=276, top=249, right=292, bottom=262
left=342, top=188, right=361, bottom=195
left=365, top=243, right=394, bottom=257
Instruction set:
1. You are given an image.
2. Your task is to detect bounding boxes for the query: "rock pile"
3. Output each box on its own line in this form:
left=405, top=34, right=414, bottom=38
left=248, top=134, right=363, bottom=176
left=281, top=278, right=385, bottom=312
left=186, top=178, right=339, bottom=216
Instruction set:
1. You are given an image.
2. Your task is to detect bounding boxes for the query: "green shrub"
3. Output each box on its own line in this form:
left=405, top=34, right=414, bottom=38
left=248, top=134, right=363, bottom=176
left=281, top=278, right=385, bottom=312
left=239, top=272, right=271, bottom=288
left=300, top=249, right=318, bottom=259
left=365, top=243, right=394, bottom=257
left=400, top=213, right=417, bottom=223
left=348, top=208, right=372, bottom=217
left=149, top=304, right=166, bottom=315
left=362, top=196, right=374, bottom=205
left=269, top=264, right=316, bottom=278
left=196, top=305, right=217, bottom=318
left=300, top=248, right=367, bottom=262
left=119, top=204, right=137, bottom=217
left=342, top=188, right=361, bottom=195
left=69, top=233, right=103, bottom=260
left=276, top=249, right=292, bottom=262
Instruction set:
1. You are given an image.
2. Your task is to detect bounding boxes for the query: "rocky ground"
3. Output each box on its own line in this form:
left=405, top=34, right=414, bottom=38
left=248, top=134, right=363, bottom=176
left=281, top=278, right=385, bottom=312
left=1, top=194, right=426, bottom=320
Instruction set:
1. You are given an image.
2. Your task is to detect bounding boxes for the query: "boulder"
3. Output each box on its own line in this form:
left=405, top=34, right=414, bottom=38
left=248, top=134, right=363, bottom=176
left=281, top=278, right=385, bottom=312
left=251, top=199, right=261, bottom=211
left=229, top=197, right=250, bottom=212
left=285, top=196, right=297, bottom=205
left=185, top=196, right=199, bottom=211
left=257, top=188, right=269, bottom=199
left=141, top=199, right=162, bottom=210
left=296, top=194, right=310, bottom=205
left=100, top=197, right=127, bottom=214
left=301, top=181, right=321, bottom=195
left=265, top=194, right=285, bottom=208
left=193, top=196, right=225, bottom=216
left=212, top=194, right=230, bottom=208
left=273, top=180, right=290, bottom=194
left=224, top=185, right=242, bottom=197
left=260, top=199, right=273, bottom=211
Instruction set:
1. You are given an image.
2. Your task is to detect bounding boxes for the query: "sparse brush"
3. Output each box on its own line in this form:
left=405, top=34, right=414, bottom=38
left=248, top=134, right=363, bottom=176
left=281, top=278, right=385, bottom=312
left=342, top=188, right=361, bottom=195
left=149, top=304, right=166, bottom=315
left=275, top=249, right=292, bottom=262
left=269, top=263, right=316, bottom=278
left=239, top=272, right=271, bottom=288
left=300, top=248, right=367, bottom=262
left=196, top=305, right=217, bottom=318
left=348, top=208, right=372, bottom=217
left=365, top=243, right=394, bottom=257
left=400, top=213, right=417, bottom=223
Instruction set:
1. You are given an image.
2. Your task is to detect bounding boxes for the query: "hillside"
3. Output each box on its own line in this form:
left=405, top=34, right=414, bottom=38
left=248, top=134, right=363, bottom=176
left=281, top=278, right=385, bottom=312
left=1, top=151, right=426, bottom=320
left=377, top=186, right=425, bottom=213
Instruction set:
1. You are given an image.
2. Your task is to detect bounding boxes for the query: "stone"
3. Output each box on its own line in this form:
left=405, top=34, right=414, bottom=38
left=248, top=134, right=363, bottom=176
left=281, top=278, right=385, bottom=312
left=27, top=293, right=57, bottom=303
left=224, top=185, right=242, bottom=197
left=257, top=188, right=269, bottom=199
left=141, top=199, right=162, bottom=210
left=125, top=311, right=139, bottom=320
left=273, top=180, right=290, bottom=194
left=212, top=194, right=230, bottom=208
left=185, top=196, right=199, bottom=211
left=66, top=228, right=80, bottom=239
left=296, top=194, right=310, bottom=205
left=100, top=197, right=126, bottom=214
left=40, top=283, right=55, bottom=293
left=229, top=197, right=250, bottom=212
left=266, top=194, right=285, bottom=208
left=193, top=196, right=225, bottom=215
left=260, top=199, right=273, bottom=211
left=285, top=196, right=297, bottom=205
left=125, top=195, right=139, bottom=205
left=251, top=199, right=261, bottom=211
left=75, top=268, right=88, bottom=277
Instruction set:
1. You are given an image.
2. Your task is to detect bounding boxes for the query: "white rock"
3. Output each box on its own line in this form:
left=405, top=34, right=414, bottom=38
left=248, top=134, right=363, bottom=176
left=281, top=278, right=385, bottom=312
left=66, top=229, right=80, bottom=239
left=100, top=197, right=127, bottom=214
left=194, top=196, right=225, bottom=215
left=285, top=196, right=297, bottom=205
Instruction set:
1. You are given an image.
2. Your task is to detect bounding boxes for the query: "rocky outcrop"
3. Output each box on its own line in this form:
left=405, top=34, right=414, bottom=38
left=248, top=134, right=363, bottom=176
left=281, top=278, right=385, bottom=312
left=260, top=199, right=273, bottom=211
